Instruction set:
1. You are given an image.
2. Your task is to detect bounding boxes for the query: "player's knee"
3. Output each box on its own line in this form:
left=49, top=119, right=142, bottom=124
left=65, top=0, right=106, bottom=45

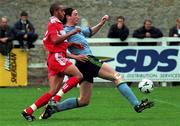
left=76, top=73, right=83, bottom=82
left=78, top=98, right=90, bottom=107
left=113, top=72, right=124, bottom=85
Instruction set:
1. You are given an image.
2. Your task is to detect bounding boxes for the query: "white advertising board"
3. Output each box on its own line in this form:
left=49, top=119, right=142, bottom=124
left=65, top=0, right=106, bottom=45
left=91, top=46, right=180, bottom=82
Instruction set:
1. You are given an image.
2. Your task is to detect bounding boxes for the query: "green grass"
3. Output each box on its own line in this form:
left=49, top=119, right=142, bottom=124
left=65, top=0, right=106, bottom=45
left=0, top=85, right=180, bottom=126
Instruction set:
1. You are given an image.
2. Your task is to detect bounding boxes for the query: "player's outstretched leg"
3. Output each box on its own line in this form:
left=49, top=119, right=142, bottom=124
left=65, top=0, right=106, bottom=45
left=134, top=99, right=154, bottom=113
left=98, top=63, right=154, bottom=112
left=39, top=81, right=92, bottom=120
left=21, top=92, right=52, bottom=122
left=39, top=97, right=79, bottom=120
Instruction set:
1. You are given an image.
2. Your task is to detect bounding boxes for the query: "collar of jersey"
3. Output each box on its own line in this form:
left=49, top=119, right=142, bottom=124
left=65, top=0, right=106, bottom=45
left=49, top=16, right=62, bottom=23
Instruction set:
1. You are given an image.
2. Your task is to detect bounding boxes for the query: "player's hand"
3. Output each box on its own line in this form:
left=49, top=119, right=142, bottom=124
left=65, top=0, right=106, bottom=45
left=75, top=27, right=81, bottom=33
left=71, top=28, right=81, bottom=35
left=74, top=54, right=88, bottom=62
left=69, top=42, right=84, bottom=49
left=99, top=15, right=109, bottom=25
left=102, top=15, right=109, bottom=22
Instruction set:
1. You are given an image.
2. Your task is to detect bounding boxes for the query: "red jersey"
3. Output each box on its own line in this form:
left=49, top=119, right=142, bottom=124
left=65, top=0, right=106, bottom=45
left=43, top=16, right=68, bottom=56
left=43, top=16, right=72, bottom=77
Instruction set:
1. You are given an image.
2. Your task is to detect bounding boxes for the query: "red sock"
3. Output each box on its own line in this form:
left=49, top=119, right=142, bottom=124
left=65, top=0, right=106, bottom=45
left=52, top=77, right=80, bottom=103
left=53, top=95, right=61, bottom=102
left=34, top=93, right=52, bottom=108
left=62, top=76, right=80, bottom=93
left=25, top=93, right=51, bottom=115
left=25, top=107, right=33, bottom=115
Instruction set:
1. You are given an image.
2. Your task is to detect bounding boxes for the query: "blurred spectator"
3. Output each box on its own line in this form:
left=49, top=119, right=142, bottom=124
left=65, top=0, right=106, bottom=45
left=108, top=16, right=129, bottom=46
left=14, top=11, right=38, bottom=51
left=133, top=19, right=163, bottom=46
left=0, top=16, right=14, bottom=70
left=169, top=17, right=180, bottom=45
left=169, top=18, right=180, bottom=86
left=107, top=16, right=131, bottom=86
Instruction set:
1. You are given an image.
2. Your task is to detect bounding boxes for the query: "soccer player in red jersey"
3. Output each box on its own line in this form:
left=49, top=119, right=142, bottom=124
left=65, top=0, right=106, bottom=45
left=21, top=2, right=83, bottom=122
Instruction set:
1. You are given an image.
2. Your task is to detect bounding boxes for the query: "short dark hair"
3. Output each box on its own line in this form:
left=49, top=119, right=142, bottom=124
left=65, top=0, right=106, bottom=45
left=144, top=19, right=152, bottom=24
left=116, top=16, right=125, bottom=21
left=20, top=11, right=28, bottom=16
left=62, top=8, right=74, bottom=24
left=49, top=2, right=62, bottom=16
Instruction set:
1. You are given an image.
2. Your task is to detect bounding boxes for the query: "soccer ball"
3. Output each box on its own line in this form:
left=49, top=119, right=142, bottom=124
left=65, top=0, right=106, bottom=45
left=138, top=79, right=154, bottom=93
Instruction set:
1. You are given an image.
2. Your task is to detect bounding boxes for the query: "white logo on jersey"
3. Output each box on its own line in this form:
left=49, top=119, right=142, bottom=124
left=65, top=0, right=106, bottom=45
left=55, top=53, right=68, bottom=66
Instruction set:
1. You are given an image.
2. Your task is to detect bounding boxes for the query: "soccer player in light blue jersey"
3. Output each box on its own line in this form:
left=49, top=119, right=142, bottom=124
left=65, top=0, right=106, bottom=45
left=39, top=8, right=154, bottom=120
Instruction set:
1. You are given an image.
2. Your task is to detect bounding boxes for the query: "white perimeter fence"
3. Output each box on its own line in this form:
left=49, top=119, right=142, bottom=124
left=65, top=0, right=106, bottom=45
left=27, top=37, right=180, bottom=86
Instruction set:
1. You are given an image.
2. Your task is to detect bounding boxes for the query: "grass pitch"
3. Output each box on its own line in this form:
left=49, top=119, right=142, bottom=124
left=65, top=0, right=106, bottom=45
left=0, top=85, right=180, bottom=126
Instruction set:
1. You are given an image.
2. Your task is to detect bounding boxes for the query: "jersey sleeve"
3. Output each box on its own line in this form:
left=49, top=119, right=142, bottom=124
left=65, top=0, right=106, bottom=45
left=81, top=27, right=92, bottom=37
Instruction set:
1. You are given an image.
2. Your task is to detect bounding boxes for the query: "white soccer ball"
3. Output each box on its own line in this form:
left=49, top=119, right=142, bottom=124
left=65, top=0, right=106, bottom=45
left=138, top=79, right=154, bottom=93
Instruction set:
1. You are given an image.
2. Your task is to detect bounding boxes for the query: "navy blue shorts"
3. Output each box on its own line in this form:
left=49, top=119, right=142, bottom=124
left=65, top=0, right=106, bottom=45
left=75, top=55, right=103, bottom=83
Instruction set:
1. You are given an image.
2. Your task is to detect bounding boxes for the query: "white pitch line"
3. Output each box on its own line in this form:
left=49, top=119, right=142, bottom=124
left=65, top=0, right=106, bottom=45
left=154, top=98, right=180, bottom=109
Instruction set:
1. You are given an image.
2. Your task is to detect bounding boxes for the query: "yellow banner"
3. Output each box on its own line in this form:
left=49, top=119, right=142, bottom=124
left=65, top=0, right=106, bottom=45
left=0, top=49, right=27, bottom=86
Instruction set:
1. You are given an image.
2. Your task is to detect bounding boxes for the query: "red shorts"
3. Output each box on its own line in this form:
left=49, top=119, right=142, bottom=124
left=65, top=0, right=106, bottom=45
left=47, top=52, right=72, bottom=77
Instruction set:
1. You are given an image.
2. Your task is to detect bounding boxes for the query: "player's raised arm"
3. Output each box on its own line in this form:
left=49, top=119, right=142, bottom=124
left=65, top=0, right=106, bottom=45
left=91, top=15, right=109, bottom=35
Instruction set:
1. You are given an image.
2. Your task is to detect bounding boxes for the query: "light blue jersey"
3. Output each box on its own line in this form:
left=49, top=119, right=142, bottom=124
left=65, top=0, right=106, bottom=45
left=64, top=26, right=93, bottom=55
